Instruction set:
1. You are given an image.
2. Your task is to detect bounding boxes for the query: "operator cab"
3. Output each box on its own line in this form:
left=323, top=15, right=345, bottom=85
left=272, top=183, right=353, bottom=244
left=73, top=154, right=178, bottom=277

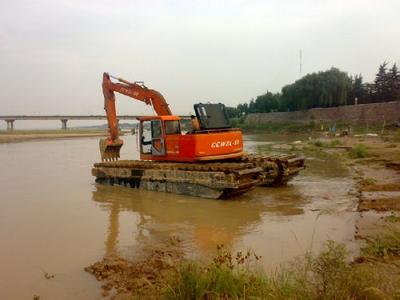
left=138, top=103, right=241, bottom=162
left=139, top=116, right=181, bottom=156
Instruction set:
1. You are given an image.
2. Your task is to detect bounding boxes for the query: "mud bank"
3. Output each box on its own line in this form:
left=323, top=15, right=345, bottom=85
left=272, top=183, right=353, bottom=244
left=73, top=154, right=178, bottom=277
left=85, top=237, right=183, bottom=298
left=299, top=132, right=400, bottom=236
left=357, top=166, right=400, bottom=212
left=0, top=130, right=108, bottom=143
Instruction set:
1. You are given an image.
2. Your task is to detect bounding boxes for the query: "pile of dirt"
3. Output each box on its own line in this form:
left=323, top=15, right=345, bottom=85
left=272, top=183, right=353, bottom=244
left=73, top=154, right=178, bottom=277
left=85, top=236, right=183, bottom=298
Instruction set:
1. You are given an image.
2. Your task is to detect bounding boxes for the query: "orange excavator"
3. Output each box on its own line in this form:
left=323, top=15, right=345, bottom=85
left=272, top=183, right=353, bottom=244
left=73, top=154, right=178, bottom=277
left=93, top=73, right=304, bottom=199
left=100, top=72, right=244, bottom=163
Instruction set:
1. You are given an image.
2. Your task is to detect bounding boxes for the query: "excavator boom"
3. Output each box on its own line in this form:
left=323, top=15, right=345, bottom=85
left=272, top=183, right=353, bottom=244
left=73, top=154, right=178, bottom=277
left=100, top=72, right=171, bottom=161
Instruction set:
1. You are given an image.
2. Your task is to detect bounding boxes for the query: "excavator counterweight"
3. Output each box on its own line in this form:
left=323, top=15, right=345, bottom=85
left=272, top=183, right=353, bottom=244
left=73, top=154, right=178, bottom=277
left=94, top=72, right=305, bottom=198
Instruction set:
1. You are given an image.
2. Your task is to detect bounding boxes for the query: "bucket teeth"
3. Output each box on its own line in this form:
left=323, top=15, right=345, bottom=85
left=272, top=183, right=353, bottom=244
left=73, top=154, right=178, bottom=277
left=100, top=138, right=122, bottom=162
left=102, top=154, right=120, bottom=162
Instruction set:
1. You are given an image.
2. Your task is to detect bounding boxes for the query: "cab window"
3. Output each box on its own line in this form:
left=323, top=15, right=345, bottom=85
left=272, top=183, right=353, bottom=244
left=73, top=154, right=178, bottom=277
left=151, top=120, right=162, bottom=138
left=165, top=120, right=181, bottom=134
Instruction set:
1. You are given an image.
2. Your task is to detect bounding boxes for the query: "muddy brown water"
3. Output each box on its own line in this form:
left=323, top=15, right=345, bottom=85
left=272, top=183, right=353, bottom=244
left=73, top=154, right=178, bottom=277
left=0, top=133, right=358, bottom=299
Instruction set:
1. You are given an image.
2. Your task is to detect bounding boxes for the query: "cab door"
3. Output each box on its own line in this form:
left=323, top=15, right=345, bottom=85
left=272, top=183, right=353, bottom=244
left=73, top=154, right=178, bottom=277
left=164, top=120, right=181, bottom=159
left=151, top=120, right=165, bottom=156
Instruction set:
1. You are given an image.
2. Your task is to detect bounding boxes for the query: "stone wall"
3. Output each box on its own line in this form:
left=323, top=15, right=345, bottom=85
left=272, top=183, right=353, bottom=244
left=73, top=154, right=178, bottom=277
left=245, top=101, right=400, bottom=126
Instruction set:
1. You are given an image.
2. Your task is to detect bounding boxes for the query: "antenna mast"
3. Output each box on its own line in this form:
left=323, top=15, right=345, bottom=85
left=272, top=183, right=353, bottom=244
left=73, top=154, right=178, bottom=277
left=299, top=49, right=302, bottom=77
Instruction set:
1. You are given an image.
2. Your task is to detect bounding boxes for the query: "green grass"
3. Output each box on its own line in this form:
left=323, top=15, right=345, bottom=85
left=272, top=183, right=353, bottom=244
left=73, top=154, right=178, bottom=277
left=361, top=225, right=400, bottom=258
left=162, top=247, right=267, bottom=299
left=236, top=120, right=319, bottom=133
left=360, top=177, right=377, bottom=186
left=384, top=213, right=400, bottom=224
left=94, top=227, right=400, bottom=299
left=312, top=140, right=326, bottom=147
left=160, top=240, right=398, bottom=300
left=329, top=139, right=343, bottom=147
left=234, top=117, right=398, bottom=137
left=310, top=139, right=343, bottom=148
left=349, top=144, right=369, bottom=158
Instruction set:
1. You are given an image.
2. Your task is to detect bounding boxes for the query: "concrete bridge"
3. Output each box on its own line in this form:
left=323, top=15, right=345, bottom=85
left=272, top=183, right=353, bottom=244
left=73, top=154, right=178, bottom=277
left=0, top=115, right=175, bottom=130
left=0, top=115, right=190, bottom=130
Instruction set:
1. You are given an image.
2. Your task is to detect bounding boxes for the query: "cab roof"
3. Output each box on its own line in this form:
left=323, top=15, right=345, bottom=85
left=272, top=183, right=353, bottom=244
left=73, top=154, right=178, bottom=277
left=137, top=115, right=181, bottom=121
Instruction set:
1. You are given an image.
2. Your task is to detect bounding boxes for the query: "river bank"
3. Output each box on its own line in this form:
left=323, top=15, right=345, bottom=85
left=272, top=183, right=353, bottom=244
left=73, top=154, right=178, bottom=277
left=0, top=129, right=109, bottom=143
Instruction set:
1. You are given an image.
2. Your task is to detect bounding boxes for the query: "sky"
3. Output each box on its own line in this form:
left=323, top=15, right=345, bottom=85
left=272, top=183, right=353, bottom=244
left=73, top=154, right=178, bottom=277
left=0, top=0, right=399, bottom=128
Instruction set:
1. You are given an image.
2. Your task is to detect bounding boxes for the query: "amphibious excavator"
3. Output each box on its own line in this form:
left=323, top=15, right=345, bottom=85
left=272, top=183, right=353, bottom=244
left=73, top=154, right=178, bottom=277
left=92, top=73, right=305, bottom=198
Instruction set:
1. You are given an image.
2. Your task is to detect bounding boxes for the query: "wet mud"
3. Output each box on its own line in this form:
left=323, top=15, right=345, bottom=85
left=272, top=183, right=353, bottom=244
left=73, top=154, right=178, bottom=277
left=334, top=135, right=400, bottom=243
left=356, top=163, right=400, bottom=211
left=85, top=237, right=183, bottom=298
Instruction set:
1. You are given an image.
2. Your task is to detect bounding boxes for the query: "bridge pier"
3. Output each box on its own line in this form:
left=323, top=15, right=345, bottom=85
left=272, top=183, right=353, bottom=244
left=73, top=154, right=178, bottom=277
left=6, top=120, right=15, bottom=131
left=61, top=119, right=68, bottom=130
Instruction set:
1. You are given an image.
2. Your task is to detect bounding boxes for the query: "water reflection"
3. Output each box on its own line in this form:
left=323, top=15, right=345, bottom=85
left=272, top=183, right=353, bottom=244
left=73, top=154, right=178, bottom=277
left=92, top=181, right=306, bottom=259
left=90, top=132, right=357, bottom=272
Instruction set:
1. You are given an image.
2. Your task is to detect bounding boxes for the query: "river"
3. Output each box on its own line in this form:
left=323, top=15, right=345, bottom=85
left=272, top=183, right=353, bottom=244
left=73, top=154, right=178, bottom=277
left=0, top=133, right=358, bottom=299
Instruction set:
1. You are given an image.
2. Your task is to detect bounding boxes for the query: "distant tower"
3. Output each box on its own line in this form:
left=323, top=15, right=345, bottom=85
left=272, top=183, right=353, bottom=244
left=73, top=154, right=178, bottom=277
left=299, top=49, right=302, bottom=78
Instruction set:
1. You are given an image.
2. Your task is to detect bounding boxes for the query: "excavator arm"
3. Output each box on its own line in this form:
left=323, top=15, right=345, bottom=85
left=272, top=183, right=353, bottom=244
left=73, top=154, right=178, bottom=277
left=100, top=72, right=172, bottom=161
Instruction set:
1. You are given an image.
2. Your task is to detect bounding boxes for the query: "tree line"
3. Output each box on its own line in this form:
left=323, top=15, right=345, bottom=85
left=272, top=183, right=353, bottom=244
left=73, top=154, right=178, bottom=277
left=226, top=62, right=400, bottom=117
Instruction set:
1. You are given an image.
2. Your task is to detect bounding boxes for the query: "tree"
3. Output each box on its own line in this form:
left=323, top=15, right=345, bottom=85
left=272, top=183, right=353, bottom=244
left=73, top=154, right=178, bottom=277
left=225, top=106, right=240, bottom=118
left=348, top=74, right=366, bottom=104
left=363, top=83, right=375, bottom=104
left=237, top=103, right=249, bottom=115
left=250, top=91, right=280, bottom=113
left=387, top=63, right=400, bottom=101
left=279, top=68, right=352, bottom=110
left=373, top=62, right=390, bottom=102
left=233, top=62, right=398, bottom=115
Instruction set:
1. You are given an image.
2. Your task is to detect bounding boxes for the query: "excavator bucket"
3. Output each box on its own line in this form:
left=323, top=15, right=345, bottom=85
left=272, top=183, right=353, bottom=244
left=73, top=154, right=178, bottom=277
left=99, top=138, right=123, bottom=161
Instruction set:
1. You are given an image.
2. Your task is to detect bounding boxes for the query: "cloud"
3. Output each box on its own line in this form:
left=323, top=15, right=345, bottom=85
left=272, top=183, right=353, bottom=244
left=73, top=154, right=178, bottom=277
left=0, top=0, right=399, bottom=126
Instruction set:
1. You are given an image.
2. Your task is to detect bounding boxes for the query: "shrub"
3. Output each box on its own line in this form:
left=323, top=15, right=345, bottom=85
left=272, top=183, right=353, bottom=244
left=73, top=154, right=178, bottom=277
left=360, top=177, right=377, bottom=186
left=384, top=213, right=400, bottom=223
left=162, top=241, right=383, bottom=300
left=163, top=247, right=268, bottom=299
left=329, top=139, right=343, bottom=147
left=312, top=140, right=326, bottom=147
left=361, top=226, right=400, bottom=258
left=310, top=139, right=343, bottom=148
left=349, top=144, right=369, bottom=158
